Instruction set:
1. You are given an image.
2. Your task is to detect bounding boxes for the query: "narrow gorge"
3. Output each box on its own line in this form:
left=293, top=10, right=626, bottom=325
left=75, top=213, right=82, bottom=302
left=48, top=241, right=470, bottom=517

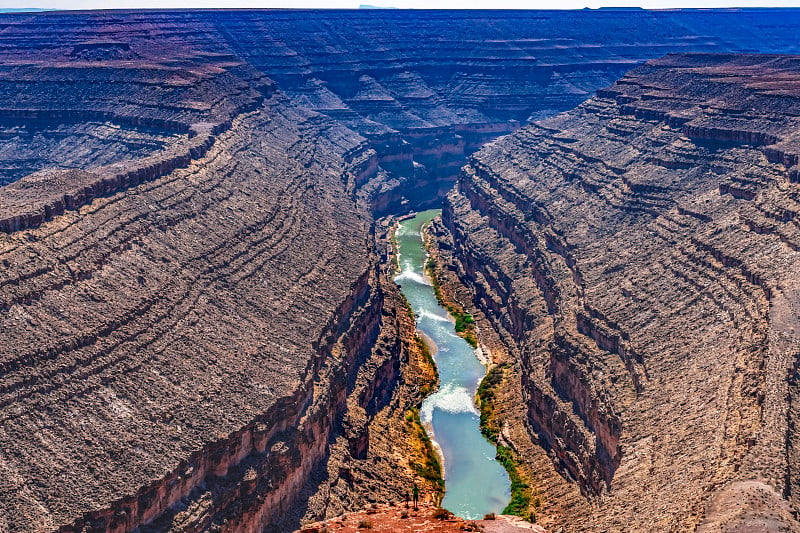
left=394, top=210, right=510, bottom=520
left=3, top=8, right=800, bottom=533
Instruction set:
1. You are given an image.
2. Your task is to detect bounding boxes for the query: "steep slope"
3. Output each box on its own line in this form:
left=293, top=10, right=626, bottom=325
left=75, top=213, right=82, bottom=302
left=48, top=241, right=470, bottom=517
left=6, top=9, right=800, bottom=532
left=443, top=53, right=800, bottom=532
left=0, top=90, right=381, bottom=531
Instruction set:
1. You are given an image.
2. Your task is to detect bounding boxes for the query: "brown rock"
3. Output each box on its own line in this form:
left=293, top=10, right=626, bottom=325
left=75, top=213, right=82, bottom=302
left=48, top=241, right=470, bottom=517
left=441, top=54, right=800, bottom=531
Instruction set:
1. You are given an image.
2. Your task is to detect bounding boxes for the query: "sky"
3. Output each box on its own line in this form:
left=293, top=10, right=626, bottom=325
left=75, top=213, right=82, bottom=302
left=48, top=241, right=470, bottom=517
left=3, top=0, right=800, bottom=12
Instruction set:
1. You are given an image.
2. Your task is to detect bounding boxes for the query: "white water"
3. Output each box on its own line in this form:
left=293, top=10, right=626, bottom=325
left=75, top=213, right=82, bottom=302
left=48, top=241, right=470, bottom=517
left=394, top=210, right=510, bottom=519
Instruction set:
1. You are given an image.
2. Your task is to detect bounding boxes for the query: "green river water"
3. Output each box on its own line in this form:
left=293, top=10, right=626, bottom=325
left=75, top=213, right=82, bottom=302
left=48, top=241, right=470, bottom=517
left=394, top=209, right=510, bottom=519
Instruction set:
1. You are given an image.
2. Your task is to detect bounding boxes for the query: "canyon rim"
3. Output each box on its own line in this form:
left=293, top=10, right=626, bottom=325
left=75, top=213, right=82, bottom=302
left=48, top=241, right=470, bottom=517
left=2, top=7, right=800, bottom=533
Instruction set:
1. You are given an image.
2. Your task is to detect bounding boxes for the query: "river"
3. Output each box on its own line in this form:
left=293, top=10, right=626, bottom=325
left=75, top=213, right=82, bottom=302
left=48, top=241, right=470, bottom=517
left=393, top=209, right=510, bottom=519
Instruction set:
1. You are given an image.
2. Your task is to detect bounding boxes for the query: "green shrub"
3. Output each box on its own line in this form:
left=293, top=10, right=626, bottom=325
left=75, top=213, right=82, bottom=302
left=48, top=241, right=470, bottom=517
left=477, top=365, right=505, bottom=443
left=497, top=445, right=531, bottom=516
left=404, top=408, right=444, bottom=493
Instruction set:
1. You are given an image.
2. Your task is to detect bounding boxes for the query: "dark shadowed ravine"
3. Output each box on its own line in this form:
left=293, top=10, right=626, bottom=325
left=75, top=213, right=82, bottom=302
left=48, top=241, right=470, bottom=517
left=394, top=210, right=510, bottom=519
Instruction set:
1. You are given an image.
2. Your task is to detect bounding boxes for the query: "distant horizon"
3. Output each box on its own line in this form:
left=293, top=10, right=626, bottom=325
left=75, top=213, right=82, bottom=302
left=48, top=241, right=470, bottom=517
left=4, top=1, right=800, bottom=13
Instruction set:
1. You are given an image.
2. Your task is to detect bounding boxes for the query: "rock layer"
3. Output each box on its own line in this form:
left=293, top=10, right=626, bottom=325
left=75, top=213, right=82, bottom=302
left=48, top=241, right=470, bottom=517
left=443, top=54, right=800, bottom=531
left=6, top=8, right=800, bottom=533
left=6, top=10, right=800, bottom=217
left=0, top=94, right=377, bottom=532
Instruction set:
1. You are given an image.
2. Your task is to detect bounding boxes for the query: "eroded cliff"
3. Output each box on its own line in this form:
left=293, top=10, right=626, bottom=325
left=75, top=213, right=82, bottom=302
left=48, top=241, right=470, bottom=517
left=442, top=53, right=800, bottom=531
left=6, top=9, right=800, bottom=532
left=7, top=9, right=800, bottom=219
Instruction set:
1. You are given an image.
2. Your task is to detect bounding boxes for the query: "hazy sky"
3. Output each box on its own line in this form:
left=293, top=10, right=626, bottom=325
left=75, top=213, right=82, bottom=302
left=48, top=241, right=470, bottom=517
left=5, top=0, right=800, bottom=11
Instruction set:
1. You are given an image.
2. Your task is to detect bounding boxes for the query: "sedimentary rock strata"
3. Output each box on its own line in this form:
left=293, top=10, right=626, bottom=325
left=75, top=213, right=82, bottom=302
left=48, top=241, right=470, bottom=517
left=443, top=54, right=800, bottom=531
left=6, top=8, right=800, bottom=532
left=4, top=9, right=800, bottom=220
left=0, top=91, right=378, bottom=531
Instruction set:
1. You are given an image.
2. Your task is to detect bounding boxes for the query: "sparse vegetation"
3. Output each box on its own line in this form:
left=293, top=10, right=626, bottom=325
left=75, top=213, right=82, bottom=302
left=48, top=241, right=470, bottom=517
left=432, top=507, right=453, bottom=520
left=423, top=239, right=478, bottom=347
left=496, top=444, right=531, bottom=516
left=476, top=364, right=536, bottom=520
left=404, top=407, right=444, bottom=500
left=476, top=364, right=505, bottom=443
left=454, top=311, right=475, bottom=335
left=415, top=334, right=438, bottom=396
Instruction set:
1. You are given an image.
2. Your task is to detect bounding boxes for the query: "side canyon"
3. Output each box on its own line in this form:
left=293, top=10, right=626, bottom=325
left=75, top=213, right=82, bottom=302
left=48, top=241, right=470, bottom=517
left=3, top=9, right=800, bottom=533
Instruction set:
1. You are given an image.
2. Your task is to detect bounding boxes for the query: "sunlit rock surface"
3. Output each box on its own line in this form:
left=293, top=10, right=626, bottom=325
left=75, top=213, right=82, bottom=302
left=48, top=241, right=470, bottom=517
left=444, top=53, right=800, bottom=532
left=3, top=8, right=800, bottom=532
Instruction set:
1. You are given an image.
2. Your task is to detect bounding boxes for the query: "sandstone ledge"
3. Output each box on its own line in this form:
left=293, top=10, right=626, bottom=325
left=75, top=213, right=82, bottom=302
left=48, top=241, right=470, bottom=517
left=297, top=503, right=546, bottom=533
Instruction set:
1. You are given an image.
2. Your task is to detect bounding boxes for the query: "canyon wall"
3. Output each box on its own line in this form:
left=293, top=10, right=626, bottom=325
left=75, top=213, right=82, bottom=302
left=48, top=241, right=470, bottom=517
left=6, top=10, right=800, bottom=215
left=442, top=53, right=800, bottom=531
left=5, top=9, right=800, bottom=532
left=0, top=89, right=381, bottom=532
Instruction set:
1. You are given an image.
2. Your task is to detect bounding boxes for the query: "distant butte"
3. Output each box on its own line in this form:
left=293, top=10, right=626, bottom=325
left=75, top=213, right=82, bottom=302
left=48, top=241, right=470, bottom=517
left=3, top=9, right=800, bottom=533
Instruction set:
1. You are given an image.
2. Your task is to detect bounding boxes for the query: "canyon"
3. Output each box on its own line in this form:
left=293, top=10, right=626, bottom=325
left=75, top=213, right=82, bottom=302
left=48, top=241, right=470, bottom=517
left=441, top=53, right=800, bottom=531
left=2, top=8, right=800, bottom=533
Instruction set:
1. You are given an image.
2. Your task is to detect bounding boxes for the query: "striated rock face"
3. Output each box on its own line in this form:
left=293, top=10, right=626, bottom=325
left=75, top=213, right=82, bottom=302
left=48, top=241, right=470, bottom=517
left=5, top=10, right=800, bottom=217
left=215, top=8, right=800, bottom=215
left=8, top=8, right=800, bottom=533
left=443, top=53, right=800, bottom=531
left=0, top=93, right=380, bottom=532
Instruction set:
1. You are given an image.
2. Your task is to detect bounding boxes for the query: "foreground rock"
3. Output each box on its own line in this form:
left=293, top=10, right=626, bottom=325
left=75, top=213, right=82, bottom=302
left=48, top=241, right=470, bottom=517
left=443, top=53, right=800, bottom=531
left=297, top=503, right=546, bottom=533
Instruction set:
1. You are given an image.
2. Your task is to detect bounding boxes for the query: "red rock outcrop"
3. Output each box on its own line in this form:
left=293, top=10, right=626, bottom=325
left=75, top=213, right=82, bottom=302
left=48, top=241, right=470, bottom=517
left=296, top=503, right=546, bottom=533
